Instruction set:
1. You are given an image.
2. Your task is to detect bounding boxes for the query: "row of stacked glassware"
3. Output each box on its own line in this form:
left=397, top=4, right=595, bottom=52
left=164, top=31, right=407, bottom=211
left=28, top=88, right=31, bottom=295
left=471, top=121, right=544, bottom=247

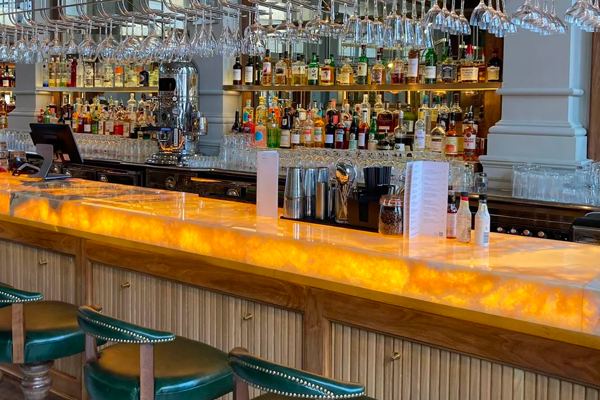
left=512, top=163, right=600, bottom=206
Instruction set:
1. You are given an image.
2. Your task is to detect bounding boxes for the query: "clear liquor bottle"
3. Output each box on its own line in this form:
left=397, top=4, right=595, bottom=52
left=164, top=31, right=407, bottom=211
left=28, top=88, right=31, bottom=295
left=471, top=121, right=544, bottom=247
left=373, top=94, right=384, bottom=116
left=261, top=50, right=272, bottom=86
left=360, top=94, right=371, bottom=120
left=303, top=111, right=315, bottom=148
left=339, top=58, right=353, bottom=85
left=255, top=96, right=268, bottom=125
left=292, top=54, right=307, bottom=86
left=429, top=114, right=445, bottom=153
left=320, top=57, right=334, bottom=86
left=274, top=54, right=287, bottom=86
left=371, top=54, right=385, bottom=85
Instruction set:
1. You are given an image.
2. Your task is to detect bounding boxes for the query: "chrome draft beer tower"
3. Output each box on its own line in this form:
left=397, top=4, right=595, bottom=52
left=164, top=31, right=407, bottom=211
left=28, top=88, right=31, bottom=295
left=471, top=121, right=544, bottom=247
left=146, top=62, right=208, bottom=166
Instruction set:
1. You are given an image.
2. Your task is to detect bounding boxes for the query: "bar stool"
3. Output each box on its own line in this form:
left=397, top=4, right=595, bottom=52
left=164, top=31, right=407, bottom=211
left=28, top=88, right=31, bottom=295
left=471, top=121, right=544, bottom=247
left=0, top=282, right=96, bottom=400
left=228, top=347, right=375, bottom=400
left=77, top=305, right=234, bottom=400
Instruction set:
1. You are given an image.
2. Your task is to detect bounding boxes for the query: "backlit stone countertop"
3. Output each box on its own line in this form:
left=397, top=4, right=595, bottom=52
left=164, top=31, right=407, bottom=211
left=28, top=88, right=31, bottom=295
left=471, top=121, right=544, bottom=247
left=1, top=175, right=599, bottom=339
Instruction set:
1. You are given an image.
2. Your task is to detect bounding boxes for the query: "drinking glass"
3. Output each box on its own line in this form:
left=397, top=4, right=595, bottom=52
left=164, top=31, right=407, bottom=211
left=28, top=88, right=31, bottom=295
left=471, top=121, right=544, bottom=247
left=48, top=26, right=63, bottom=57
left=470, top=0, right=489, bottom=27
left=344, top=0, right=361, bottom=43
left=457, top=0, right=472, bottom=33
left=78, top=22, right=97, bottom=62
left=425, top=0, right=443, bottom=26
left=329, top=0, right=344, bottom=39
left=276, top=2, right=299, bottom=42
left=62, top=27, right=79, bottom=56
left=139, top=20, right=162, bottom=62
left=372, top=0, right=386, bottom=46
left=97, top=20, right=118, bottom=63
left=360, top=0, right=375, bottom=44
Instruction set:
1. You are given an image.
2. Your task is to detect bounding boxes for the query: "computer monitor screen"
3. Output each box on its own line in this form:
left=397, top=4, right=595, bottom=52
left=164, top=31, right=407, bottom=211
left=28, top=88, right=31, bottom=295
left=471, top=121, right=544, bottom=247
left=29, top=123, right=83, bottom=164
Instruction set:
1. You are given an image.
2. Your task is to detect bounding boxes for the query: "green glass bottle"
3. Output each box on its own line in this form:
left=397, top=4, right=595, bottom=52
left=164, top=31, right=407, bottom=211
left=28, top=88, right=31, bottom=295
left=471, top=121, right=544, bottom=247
left=369, top=111, right=378, bottom=142
left=329, top=54, right=336, bottom=84
left=357, top=45, right=368, bottom=85
left=267, top=112, right=281, bottom=148
left=308, top=53, right=319, bottom=85
left=424, top=48, right=437, bottom=84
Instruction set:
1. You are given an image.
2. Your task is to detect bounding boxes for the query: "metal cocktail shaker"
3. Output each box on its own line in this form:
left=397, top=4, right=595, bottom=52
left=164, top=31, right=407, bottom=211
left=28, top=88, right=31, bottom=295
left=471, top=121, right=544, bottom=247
left=283, top=167, right=304, bottom=220
left=303, top=168, right=317, bottom=218
left=315, top=167, right=329, bottom=220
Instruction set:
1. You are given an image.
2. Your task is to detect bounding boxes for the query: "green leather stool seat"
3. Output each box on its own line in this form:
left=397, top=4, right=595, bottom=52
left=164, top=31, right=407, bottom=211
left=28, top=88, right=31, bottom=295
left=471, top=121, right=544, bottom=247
left=253, top=393, right=376, bottom=400
left=0, top=301, right=86, bottom=364
left=84, top=335, right=233, bottom=400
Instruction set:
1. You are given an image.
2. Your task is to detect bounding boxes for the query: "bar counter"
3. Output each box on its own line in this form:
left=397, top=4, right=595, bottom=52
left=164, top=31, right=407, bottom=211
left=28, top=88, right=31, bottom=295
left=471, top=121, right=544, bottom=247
left=1, top=175, right=600, bottom=399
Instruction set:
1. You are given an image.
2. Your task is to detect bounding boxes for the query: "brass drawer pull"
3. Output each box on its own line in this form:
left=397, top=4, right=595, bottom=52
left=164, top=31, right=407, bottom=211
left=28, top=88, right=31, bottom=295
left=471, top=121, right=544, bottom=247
left=38, top=259, right=48, bottom=266
left=391, top=351, right=402, bottom=361
left=243, top=313, right=253, bottom=320
left=121, top=282, right=131, bottom=288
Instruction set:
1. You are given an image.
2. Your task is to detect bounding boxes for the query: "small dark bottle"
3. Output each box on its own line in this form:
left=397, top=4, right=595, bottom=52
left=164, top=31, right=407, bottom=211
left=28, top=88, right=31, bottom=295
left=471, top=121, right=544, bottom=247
left=325, top=114, right=335, bottom=149
left=348, top=111, right=359, bottom=150
left=244, top=56, right=254, bottom=85
left=232, top=57, right=242, bottom=85
left=139, top=66, right=150, bottom=87
left=231, top=110, right=241, bottom=133
left=447, top=190, right=458, bottom=239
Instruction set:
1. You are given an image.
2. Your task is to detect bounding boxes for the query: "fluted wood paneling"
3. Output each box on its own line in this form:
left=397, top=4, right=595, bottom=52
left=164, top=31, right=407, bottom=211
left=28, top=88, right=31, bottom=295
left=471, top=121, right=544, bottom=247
left=330, top=322, right=600, bottom=400
left=0, top=239, right=81, bottom=379
left=92, top=263, right=303, bottom=399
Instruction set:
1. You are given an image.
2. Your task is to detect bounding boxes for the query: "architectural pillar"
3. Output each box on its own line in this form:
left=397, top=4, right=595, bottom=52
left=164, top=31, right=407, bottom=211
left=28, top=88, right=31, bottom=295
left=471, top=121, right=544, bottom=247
left=10, top=63, right=51, bottom=130
left=480, top=0, right=592, bottom=189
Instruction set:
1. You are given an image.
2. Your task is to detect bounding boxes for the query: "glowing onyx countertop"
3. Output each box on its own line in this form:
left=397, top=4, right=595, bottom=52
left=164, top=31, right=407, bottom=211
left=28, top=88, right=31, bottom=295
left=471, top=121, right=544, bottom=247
left=1, top=176, right=600, bottom=338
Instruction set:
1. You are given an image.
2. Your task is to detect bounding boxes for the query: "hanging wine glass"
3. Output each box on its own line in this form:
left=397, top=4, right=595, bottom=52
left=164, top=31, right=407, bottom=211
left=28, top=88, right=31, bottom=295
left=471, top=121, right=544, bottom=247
left=296, top=5, right=311, bottom=42
left=40, top=27, right=51, bottom=61
left=382, top=1, right=395, bottom=47
left=457, top=0, right=472, bottom=34
left=361, top=0, right=375, bottom=44
left=62, top=26, right=79, bottom=56
left=344, top=0, right=361, bottom=43
left=48, top=26, right=63, bottom=57
left=276, top=2, right=299, bottom=42
left=329, top=0, right=344, bottom=38
left=425, top=0, right=443, bottom=26
left=79, top=22, right=97, bottom=62
left=411, top=0, right=424, bottom=46
left=140, top=17, right=162, bottom=62
left=372, top=0, right=386, bottom=46
left=437, top=0, right=451, bottom=30
left=97, top=20, right=118, bottom=63
left=28, top=27, right=43, bottom=64
left=14, top=26, right=30, bottom=63
left=422, top=0, right=435, bottom=48
left=0, top=31, right=10, bottom=63
left=400, top=0, right=414, bottom=46
left=470, top=0, right=489, bottom=27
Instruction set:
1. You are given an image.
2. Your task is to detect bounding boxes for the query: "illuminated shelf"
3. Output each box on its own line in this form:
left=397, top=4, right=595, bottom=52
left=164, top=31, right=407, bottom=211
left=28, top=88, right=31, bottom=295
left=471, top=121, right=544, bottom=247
left=223, top=82, right=502, bottom=92
left=36, top=87, right=158, bottom=93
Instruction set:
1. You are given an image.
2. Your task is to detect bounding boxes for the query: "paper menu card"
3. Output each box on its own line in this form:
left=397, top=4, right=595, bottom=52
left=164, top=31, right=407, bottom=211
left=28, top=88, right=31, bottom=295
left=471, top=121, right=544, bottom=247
left=256, top=151, right=279, bottom=219
left=403, top=161, right=450, bottom=239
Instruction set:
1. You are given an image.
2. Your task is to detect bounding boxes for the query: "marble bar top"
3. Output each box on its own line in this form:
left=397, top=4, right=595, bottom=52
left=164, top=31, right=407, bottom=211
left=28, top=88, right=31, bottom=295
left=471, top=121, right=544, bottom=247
left=1, top=175, right=599, bottom=338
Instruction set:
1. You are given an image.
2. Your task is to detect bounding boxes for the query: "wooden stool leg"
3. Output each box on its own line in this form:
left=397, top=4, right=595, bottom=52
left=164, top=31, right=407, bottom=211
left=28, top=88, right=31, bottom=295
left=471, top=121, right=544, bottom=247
left=0, top=369, right=4, bottom=383
left=19, top=361, right=54, bottom=400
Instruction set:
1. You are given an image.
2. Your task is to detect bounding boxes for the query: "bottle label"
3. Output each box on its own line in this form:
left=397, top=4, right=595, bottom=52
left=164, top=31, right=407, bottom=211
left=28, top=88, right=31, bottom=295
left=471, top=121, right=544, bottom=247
left=105, top=120, right=115, bottom=134
left=314, top=127, right=323, bottom=143
left=358, top=132, right=366, bottom=147
left=487, top=66, right=500, bottom=81
left=298, top=110, right=307, bottom=121
left=263, top=62, right=271, bottom=75
left=303, top=128, right=313, bottom=143
left=457, top=214, right=472, bottom=243
left=292, top=65, right=306, bottom=75
left=475, top=216, right=490, bottom=246
left=291, top=131, right=300, bottom=144
left=122, top=122, right=130, bottom=137
left=424, top=66, right=436, bottom=79
left=2, top=80, right=8, bottom=88
left=402, top=120, right=414, bottom=133
left=407, top=58, right=419, bottom=78
left=255, top=128, right=266, bottom=147
left=98, top=120, right=105, bottom=135
left=442, top=65, right=454, bottom=80
left=431, top=137, right=443, bottom=152
left=464, top=132, right=477, bottom=150
left=461, top=66, right=478, bottom=82
left=320, top=69, right=331, bottom=82
left=280, top=129, right=291, bottom=147
left=335, top=129, right=345, bottom=143
left=349, top=139, right=357, bottom=150
left=445, top=136, right=459, bottom=155
left=308, top=67, right=319, bottom=81
left=276, top=66, right=286, bottom=77
left=368, top=140, right=379, bottom=151
left=233, top=69, right=241, bottom=82
left=371, top=68, right=383, bottom=84
left=340, top=72, right=350, bottom=84
left=325, top=133, right=334, bottom=144
left=394, top=142, right=405, bottom=151
left=357, top=62, right=367, bottom=77
left=84, top=124, right=91, bottom=133
left=414, top=129, right=426, bottom=150
left=447, top=213, right=457, bottom=238
left=244, top=66, right=253, bottom=84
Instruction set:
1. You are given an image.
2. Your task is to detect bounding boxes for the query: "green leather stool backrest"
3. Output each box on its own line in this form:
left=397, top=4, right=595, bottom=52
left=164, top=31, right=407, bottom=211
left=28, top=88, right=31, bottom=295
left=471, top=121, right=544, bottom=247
left=0, top=282, right=43, bottom=309
left=228, top=347, right=366, bottom=399
left=77, top=305, right=175, bottom=344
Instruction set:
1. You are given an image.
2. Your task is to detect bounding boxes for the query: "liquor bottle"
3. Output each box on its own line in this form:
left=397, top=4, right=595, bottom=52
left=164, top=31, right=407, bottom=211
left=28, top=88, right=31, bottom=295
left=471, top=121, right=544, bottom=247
left=444, top=112, right=460, bottom=157
left=371, top=54, right=385, bottom=85
left=414, top=111, right=426, bottom=151
left=456, top=192, right=471, bottom=243
left=447, top=191, right=457, bottom=239
left=394, top=111, right=409, bottom=151
left=139, top=65, right=149, bottom=87
left=463, top=111, right=478, bottom=161
left=267, top=112, right=280, bottom=148
left=84, top=62, right=94, bottom=87
left=460, top=44, right=478, bottom=83
left=358, top=110, right=369, bottom=150
left=391, top=51, right=403, bottom=84
left=243, top=115, right=255, bottom=136
left=255, top=96, right=268, bottom=125
left=42, top=62, right=49, bottom=87
left=280, top=108, right=292, bottom=148
left=368, top=131, right=378, bottom=150
left=3, top=66, right=11, bottom=88
left=406, top=49, right=419, bottom=84
left=478, top=53, right=486, bottom=82
left=360, top=94, right=371, bottom=120
left=243, top=100, right=254, bottom=123
left=439, top=97, right=450, bottom=131
left=232, top=56, right=242, bottom=85
left=348, top=132, right=358, bottom=149
left=474, top=194, right=490, bottom=247
left=441, top=44, right=456, bottom=83
left=393, top=101, right=402, bottom=128
left=244, top=56, right=254, bottom=85
left=83, top=106, right=92, bottom=133
left=329, top=55, right=336, bottom=84
left=348, top=111, right=359, bottom=149
left=373, top=94, right=384, bottom=116
left=339, top=58, right=353, bottom=85
left=268, top=97, right=281, bottom=122
left=292, top=54, right=307, bottom=86
left=255, top=120, right=267, bottom=148
left=308, top=53, right=319, bottom=85
left=430, top=114, right=445, bottom=153
left=0, top=100, right=7, bottom=129
left=320, top=57, right=334, bottom=86
left=275, top=54, right=287, bottom=86
left=105, top=107, right=115, bottom=135
left=291, top=114, right=303, bottom=149
left=487, top=48, right=502, bottom=82
left=114, top=66, right=124, bottom=87
left=314, top=110, right=325, bottom=148
left=70, top=58, right=78, bottom=87
left=377, top=101, right=394, bottom=138
left=334, top=116, right=346, bottom=149
left=231, top=110, right=241, bottom=133
left=42, top=107, right=51, bottom=124
left=356, top=45, right=368, bottom=85
left=403, top=104, right=416, bottom=136
left=369, top=111, right=378, bottom=146
left=303, top=111, right=315, bottom=148
left=424, top=47, right=437, bottom=84
left=283, top=51, right=292, bottom=82
left=326, top=99, right=339, bottom=125
left=325, top=113, right=335, bottom=149
left=261, top=50, right=272, bottom=86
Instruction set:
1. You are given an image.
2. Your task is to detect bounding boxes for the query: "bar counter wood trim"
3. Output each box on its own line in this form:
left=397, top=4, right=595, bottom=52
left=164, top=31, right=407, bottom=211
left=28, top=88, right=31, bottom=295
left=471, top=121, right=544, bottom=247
left=0, top=219, right=79, bottom=255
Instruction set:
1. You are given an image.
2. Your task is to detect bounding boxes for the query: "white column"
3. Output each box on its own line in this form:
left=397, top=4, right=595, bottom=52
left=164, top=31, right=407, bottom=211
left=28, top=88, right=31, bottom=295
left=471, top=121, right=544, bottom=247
left=9, top=63, right=51, bottom=130
left=480, top=0, right=592, bottom=189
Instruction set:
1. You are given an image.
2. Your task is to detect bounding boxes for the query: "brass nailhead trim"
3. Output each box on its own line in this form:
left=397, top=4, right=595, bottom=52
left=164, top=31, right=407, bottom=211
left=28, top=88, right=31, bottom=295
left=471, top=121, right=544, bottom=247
left=80, top=315, right=174, bottom=344
left=0, top=290, right=43, bottom=303
left=229, top=357, right=365, bottom=399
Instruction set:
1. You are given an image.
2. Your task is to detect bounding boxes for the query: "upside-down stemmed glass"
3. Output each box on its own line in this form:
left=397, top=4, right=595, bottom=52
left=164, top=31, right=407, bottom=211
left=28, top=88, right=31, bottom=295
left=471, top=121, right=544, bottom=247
left=457, top=0, right=472, bottom=34
left=296, top=5, right=311, bottom=43
left=28, top=27, right=43, bottom=64
left=329, top=0, right=344, bottom=38
left=48, top=26, right=63, bottom=57
left=381, top=1, right=394, bottom=47
left=445, top=0, right=461, bottom=33
left=62, top=26, right=79, bottom=56
left=79, top=22, right=97, bottom=62
left=343, top=0, right=361, bottom=43
left=470, top=0, right=489, bottom=27
left=372, top=0, right=386, bottom=46
left=400, top=0, right=414, bottom=46
left=360, top=0, right=374, bottom=44
left=411, top=0, right=424, bottom=47
left=276, top=1, right=299, bottom=42
left=97, top=20, right=118, bottom=63
left=422, top=1, right=435, bottom=48
left=243, top=5, right=266, bottom=56
left=425, top=0, right=443, bottom=26
left=0, top=31, right=10, bottom=63
left=139, top=18, right=162, bottom=62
